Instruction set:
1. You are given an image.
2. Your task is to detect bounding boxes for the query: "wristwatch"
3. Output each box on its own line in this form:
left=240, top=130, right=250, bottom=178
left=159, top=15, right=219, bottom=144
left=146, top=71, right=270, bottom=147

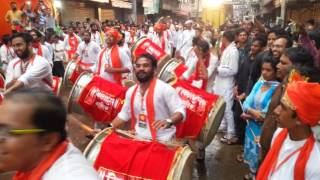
left=166, top=118, right=173, bottom=127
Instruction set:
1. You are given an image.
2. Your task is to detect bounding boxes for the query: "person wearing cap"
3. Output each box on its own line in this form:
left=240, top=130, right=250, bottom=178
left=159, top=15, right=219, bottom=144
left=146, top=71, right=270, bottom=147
left=256, top=81, right=320, bottom=180
left=0, top=89, right=99, bottom=180
left=29, top=29, right=53, bottom=66
left=148, top=22, right=172, bottom=55
left=176, top=20, right=196, bottom=60
left=92, top=28, right=132, bottom=86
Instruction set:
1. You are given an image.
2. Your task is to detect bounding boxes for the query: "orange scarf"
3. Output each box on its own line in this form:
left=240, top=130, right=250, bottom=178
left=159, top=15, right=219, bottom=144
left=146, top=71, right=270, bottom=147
left=130, top=79, right=157, bottom=140
left=189, top=54, right=210, bottom=90
left=13, top=141, right=68, bottom=180
left=98, top=45, right=123, bottom=85
left=68, top=35, right=79, bottom=51
left=33, top=42, right=42, bottom=56
left=257, top=129, right=315, bottom=180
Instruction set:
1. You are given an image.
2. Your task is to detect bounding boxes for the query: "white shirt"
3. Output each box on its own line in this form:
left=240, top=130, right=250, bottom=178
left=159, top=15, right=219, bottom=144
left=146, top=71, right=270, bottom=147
left=5, top=55, right=53, bottom=91
left=118, top=79, right=186, bottom=142
left=0, top=45, right=16, bottom=70
left=63, top=34, right=82, bottom=51
left=76, top=41, right=101, bottom=65
left=33, top=44, right=53, bottom=66
left=93, top=46, right=132, bottom=84
left=91, top=31, right=101, bottom=46
left=43, top=144, right=99, bottom=180
left=176, top=29, right=195, bottom=58
left=149, top=33, right=172, bottom=55
left=52, top=40, right=65, bottom=62
left=269, top=128, right=320, bottom=180
left=213, top=42, right=239, bottom=93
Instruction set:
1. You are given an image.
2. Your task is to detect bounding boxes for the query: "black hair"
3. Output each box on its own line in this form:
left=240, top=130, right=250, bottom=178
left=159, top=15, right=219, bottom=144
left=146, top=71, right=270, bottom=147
left=283, top=47, right=314, bottom=67
left=306, top=19, right=315, bottom=26
left=10, top=1, right=17, bottom=5
left=236, top=28, right=249, bottom=36
left=82, top=30, right=91, bottom=36
left=223, top=30, right=235, bottom=42
left=253, top=36, right=267, bottom=47
left=197, top=39, right=210, bottom=53
left=136, top=53, right=157, bottom=69
left=5, top=88, right=67, bottom=141
left=30, top=29, right=43, bottom=38
left=192, top=36, right=201, bottom=46
left=10, top=32, right=33, bottom=44
left=276, top=35, right=293, bottom=48
left=308, top=29, right=320, bottom=49
left=293, top=65, right=320, bottom=83
left=2, top=34, right=11, bottom=45
left=262, top=55, right=278, bottom=72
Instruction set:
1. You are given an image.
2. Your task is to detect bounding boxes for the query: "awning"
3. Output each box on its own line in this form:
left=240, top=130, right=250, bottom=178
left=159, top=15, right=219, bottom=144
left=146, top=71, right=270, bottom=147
left=111, top=0, right=132, bottom=9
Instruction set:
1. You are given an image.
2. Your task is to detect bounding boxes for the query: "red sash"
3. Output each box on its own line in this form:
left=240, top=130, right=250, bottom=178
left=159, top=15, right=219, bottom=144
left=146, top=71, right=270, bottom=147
left=130, top=79, right=157, bottom=140
left=188, top=54, right=210, bottom=90
left=97, top=46, right=123, bottom=85
left=33, top=43, right=43, bottom=56
left=13, top=141, right=68, bottom=180
left=77, top=76, right=127, bottom=122
left=161, top=33, right=165, bottom=51
left=67, top=35, right=79, bottom=60
left=173, top=80, right=219, bottom=139
left=94, top=132, right=177, bottom=180
left=257, top=129, right=315, bottom=180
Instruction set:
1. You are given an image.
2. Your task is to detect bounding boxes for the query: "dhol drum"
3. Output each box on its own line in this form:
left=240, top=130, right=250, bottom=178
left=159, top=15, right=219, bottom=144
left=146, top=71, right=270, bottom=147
left=52, top=76, right=62, bottom=96
left=131, top=37, right=171, bottom=75
left=67, top=73, right=127, bottom=123
left=84, top=128, right=195, bottom=180
left=159, top=61, right=226, bottom=147
left=0, top=73, right=5, bottom=89
left=63, top=60, right=77, bottom=88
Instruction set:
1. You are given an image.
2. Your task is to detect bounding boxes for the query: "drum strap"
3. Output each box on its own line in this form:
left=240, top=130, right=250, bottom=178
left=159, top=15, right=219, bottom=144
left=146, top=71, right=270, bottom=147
left=130, top=79, right=157, bottom=140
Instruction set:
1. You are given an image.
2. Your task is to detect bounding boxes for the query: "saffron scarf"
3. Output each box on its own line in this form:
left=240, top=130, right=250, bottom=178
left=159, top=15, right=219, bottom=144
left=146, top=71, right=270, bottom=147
left=256, top=129, right=315, bottom=180
left=13, top=141, right=68, bottom=180
left=130, top=79, right=157, bottom=140
left=97, top=45, right=123, bottom=85
left=33, top=42, right=42, bottom=56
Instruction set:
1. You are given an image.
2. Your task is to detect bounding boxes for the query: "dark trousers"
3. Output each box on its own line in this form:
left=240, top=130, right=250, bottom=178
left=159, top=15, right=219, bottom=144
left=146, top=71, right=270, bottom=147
left=233, top=100, right=247, bottom=144
left=52, top=61, right=65, bottom=77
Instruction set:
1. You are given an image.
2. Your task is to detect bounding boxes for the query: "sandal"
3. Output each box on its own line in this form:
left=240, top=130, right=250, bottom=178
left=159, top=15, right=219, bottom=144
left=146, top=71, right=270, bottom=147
left=236, top=153, right=244, bottom=163
left=244, top=173, right=255, bottom=180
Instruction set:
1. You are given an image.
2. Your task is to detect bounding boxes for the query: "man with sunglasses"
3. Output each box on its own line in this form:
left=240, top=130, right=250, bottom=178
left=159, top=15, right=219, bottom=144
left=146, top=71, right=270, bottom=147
left=0, top=89, right=98, bottom=179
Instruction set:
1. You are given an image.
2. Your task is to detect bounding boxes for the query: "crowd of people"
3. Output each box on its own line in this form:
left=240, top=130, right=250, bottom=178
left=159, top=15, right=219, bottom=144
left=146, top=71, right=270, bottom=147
left=1, top=1, right=320, bottom=180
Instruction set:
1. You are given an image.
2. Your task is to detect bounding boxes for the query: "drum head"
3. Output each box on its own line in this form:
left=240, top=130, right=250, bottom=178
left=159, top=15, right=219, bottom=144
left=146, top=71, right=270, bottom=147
left=198, top=97, right=226, bottom=147
left=84, top=128, right=113, bottom=164
left=130, top=37, right=147, bottom=54
left=158, top=58, right=182, bottom=83
left=168, top=146, right=194, bottom=180
left=67, top=73, right=93, bottom=114
left=63, top=61, right=77, bottom=86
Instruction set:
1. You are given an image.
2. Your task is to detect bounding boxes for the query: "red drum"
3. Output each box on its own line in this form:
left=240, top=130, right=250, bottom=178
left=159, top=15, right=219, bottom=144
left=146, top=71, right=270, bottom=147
left=67, top=73, right=127, bottom=123
left=158, top=59, right=187, bottom=85
left=131, top=37, right=171, bottom=74
left=84, top=128, right=194, bottom=180
left=0, top=73, right=5, bottom=89
left=52, top=76, right=62, bottom=96
left=174, top=80, right=226, bottom=147
left=63, top=60, right=94, bottom=86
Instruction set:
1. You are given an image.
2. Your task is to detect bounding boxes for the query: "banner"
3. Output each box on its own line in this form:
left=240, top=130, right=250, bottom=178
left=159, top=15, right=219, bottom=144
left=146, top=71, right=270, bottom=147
left=94, top=132, right=178, bottom=180
left=77, top=76, right=127, bottom=122
left=144, top=0, right=160, bottom=15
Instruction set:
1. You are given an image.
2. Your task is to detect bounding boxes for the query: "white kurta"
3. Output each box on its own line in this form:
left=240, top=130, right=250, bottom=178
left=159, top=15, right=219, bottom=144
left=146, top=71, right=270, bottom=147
left=213, top=42, right=239, bottom=135
left=118, top=79, right=186, bottom=142
left=93, top=46, right=132, bottom=84
left=5, top=55, right=53, bottom=91
left=268, top=128, right=320, bottom=180
left=52, top=40, right=65, bottom=62
left=76, top=41, right=101, bottom=65
left=91, top=31, right=101, bottom=46
left=33, top=44, right=53, bottom=66
left=176, top=29, right=195, bottom=58
left=149, top=33, right=172, bottom=55
left=0, top=45, right=16, bottom=71
left=42, top=144, right=99, bottom=180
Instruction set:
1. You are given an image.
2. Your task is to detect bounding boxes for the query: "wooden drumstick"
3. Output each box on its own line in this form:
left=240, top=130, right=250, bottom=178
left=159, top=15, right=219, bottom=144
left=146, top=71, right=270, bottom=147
left=67, top=114, right=94, bottom=133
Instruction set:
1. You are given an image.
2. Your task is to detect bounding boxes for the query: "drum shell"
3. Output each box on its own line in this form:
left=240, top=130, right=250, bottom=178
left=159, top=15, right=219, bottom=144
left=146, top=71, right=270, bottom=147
left=159, top=60, right=226, bottom=147
left=84, top=128, right=194, bottom=180
left=131, top=37, right=171, bottom=75
left=0, top=73, right=5, bottom=89
left=52, top=76, right=62, bottom=96
left=63, top=60, right=77, bottom=88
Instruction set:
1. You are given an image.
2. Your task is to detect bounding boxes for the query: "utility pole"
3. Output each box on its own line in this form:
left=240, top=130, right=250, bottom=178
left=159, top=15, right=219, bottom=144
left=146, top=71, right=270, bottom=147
left=280, top=0, right=286, bottom=27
